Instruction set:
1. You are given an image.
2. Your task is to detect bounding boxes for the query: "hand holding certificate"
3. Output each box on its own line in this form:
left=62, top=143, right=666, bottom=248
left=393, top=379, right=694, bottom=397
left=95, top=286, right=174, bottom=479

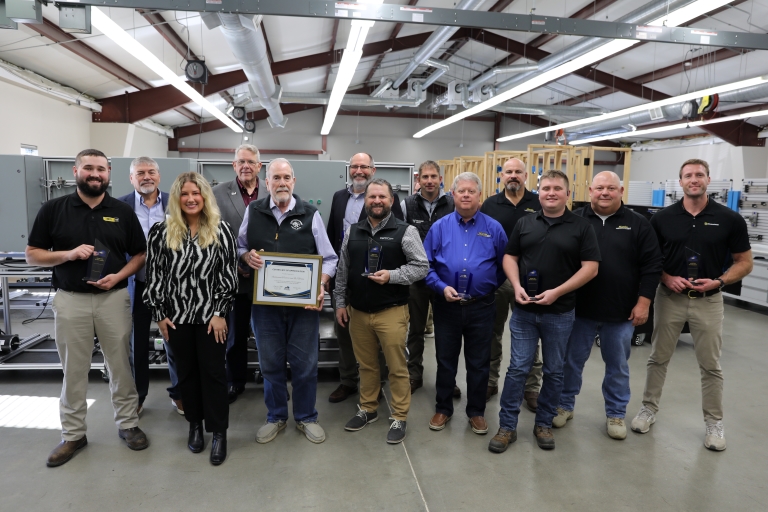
left=253, top=252, right=324, bottom=308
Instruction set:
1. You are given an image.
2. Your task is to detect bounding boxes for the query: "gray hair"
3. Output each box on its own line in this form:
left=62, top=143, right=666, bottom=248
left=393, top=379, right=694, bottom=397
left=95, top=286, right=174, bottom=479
left=452, top=172, right=482, bottom=193
left=266, top=158, right=294, bottom=178
left=234, top=144, right=261, bottom=162
left=129, top=156, right=159, bottom=174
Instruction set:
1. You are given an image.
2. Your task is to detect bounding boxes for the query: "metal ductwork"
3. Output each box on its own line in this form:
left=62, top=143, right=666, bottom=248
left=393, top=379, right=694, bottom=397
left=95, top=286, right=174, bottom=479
left=279, top=92, right=422, bottom=108
left=370, top=78, right=394, bottom=98
left=422, top=58, right=451, bottom=89
left=468, top=63, right=540, bottom=92
left=494, top=0, right=695, bottom=93
left=490, top=104, right=608, bottom=117
left=217, top=13, right=286, bottom=128
left=391, top=0, right=485, bottom=89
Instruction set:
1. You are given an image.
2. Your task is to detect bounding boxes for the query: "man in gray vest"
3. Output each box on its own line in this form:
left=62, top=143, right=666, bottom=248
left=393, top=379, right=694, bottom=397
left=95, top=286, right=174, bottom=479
left=400, top=160, right=454, bottom=394
left=213, top=144, right=268, bottom=404
left=238, top=158, right=338, bottom=445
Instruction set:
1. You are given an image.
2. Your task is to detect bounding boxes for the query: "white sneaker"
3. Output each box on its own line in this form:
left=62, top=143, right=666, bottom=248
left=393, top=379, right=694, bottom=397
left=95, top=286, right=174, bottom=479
left=256, top=420, right=286, bottom=444
left=552, top=407, right=573, bottom=428
left=297, top=421, right=326, bottom=444
left=631, top=406, right=656, bottom=433
left=607, top=417, right=627, bottom=440
left=704, top=421, right=726, bottom=451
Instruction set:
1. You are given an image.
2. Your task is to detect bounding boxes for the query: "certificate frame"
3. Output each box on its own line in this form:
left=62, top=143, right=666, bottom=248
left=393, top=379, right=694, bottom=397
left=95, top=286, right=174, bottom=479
left=253, top=252, right=323, bottom=307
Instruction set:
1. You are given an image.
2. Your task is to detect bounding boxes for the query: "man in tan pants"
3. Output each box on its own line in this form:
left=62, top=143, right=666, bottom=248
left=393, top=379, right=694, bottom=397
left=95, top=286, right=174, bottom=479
left=26, top=149, right=150, bottom=467
left=335, top=179, right=429, bottom=444
left=631, top=158, right=753, bottom=451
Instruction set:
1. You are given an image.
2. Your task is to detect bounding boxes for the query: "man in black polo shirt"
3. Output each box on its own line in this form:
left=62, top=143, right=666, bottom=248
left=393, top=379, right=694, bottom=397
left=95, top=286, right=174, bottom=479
left=631, top=159, right=752, bottom=451
left=552, top=172, right=662, bottom=440
left=490, top=169, right=600, bottom=453
left=480, top=157, right=543, bottom=405
left=26, top=149, right=149, bottom=467
left=401, top=160, right=454, bottom=393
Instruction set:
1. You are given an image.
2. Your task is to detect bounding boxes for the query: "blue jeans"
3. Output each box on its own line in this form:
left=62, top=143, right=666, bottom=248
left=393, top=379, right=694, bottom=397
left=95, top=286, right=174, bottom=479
left=251, top=305, right=319, bottom=423
left=498, top=308, right=575, bottom=430
left=560, top=317, right=634, bottom=418
left=433, top=295, right=496, bottom=418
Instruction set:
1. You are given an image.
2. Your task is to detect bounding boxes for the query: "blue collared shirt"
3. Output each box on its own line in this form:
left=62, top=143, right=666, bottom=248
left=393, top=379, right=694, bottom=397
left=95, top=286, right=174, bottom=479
left=237, top=196, right=338, bottom=277
left=133, top=191, right=165, bottom=282
left=424, top=210, right=507, bottom=297
left=343, top=186, right=365, bottom=236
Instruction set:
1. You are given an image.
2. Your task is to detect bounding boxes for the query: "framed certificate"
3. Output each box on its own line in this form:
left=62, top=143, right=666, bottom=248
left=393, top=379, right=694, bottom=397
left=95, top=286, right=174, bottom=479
left=253, top=252, right=323, bottom=307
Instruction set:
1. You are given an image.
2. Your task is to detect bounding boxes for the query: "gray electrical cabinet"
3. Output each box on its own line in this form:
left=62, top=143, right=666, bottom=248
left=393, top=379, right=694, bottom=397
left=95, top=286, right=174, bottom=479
left=0, top=155, right=46, bottom=253
left=110, top=157, right=197, bottom=198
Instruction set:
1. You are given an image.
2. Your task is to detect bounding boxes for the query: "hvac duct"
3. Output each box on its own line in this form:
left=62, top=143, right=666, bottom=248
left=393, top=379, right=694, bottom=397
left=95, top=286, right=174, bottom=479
left=490, top=104, right=607, bottom=117
left=280, top=92, right=422, bottom=108
left=391, top=0, right=485, bottom=89
left=370, top=78, right=394, bottom=98
left=468, top=63, right=540, bottom=92
left=217, top=13, right=286, bottom=128
left=422, top=58, right=451, bottom=89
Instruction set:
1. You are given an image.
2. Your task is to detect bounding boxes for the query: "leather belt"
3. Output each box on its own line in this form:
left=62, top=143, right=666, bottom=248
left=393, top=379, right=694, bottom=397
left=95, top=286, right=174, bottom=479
left=686, top=289, right=720, bottom=299
left=459, top=293, right=493, bottom=306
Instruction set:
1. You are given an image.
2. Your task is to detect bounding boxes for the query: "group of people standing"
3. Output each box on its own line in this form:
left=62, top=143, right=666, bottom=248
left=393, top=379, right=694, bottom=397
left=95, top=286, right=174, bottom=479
left=26, top=146, right=752, bottom=468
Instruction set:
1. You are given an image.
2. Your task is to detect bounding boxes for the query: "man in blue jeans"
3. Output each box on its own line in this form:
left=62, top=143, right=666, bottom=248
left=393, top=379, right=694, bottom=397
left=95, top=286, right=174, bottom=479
left=490, top=170, right=600, bottom=452
left=239, top=158, right=338, bottom=445
left=553, top=172, right=661, bottom=439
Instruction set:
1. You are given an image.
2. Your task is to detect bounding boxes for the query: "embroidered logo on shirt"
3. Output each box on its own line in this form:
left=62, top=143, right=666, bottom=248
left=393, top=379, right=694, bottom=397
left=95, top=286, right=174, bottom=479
left=477, top=232, right=491, bottom=238
left=525, top=208, right=536, bottom=213
left=379, top=237, right=394, bottom=240
left=704, top=222, right=720, bottom=226
left=103, top=217, right=119, bottom=223
left=290, top=220, right=303, bottom=230
left=616, top=225, right=631, bottom=230
left=413, top=220, right=424, bottom=224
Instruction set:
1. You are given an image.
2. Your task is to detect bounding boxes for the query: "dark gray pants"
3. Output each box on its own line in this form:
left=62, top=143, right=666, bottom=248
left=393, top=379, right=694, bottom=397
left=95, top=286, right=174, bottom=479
left=406, top=281, right=432, bottom=381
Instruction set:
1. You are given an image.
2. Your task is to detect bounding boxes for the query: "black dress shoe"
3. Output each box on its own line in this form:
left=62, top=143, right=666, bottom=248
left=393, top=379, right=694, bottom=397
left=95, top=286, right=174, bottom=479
left=228, top=384, right=245, bottom=404
left=188, top=423, right=204, bottom=453
left=210, top=432, right=227, bottom=465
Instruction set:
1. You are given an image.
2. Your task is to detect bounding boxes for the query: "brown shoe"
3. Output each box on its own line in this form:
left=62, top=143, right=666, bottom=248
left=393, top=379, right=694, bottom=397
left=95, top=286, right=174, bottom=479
left=469, top=416, right=488, bottom=435
left=486, top=385, right=498, bottom=402
left=171, top=398, right=184, bottom=415
left=429, top=412, right=452, bottom=431
left=410, top=379, right=423, bottom=394
left=46, top=436, right=88, bottom=467
left=488, top=428, right=517, bottom=453
left=453, top=385, right=461, bottom=398
left=524, top=391, right=539, bottom=412
left=533, top=425, right=555, bottom=450
left=118, top=427, right=149, bottom=451
left=329, top=384, right=358, bottom=403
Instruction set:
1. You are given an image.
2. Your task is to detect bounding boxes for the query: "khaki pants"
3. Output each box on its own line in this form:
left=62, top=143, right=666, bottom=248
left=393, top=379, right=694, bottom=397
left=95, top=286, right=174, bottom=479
left=490, top=280, right=543, bottom=391
left=348, top=305, right=411, bottom=420
left=52, top=288, right=139, bottom=441
left=642, top=285, right=724, bottom=422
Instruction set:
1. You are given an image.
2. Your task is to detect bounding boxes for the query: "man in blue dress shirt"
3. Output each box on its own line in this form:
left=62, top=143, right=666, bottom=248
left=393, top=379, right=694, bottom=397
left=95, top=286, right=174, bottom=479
left=423, top=172, right=507, bottom=436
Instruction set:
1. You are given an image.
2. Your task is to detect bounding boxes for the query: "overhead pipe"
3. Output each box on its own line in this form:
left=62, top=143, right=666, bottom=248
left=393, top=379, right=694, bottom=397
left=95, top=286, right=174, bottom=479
left=422, top=58, right=451, bottom=89
left=490, top=104, right=608, bottom=117
left=467, top=63, right=540, bottom=92
left=370, top=78, right=394, bottom=97
left=391, top=0, right=485, bottom=89
left=217, top=13, right=286, bottom=128
left=279, top=92, right=422, bottom=108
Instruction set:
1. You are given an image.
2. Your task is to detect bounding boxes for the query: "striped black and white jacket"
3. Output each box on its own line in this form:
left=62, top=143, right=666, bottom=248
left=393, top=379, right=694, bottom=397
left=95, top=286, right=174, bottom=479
left=143, top=221, right=238, bottom=324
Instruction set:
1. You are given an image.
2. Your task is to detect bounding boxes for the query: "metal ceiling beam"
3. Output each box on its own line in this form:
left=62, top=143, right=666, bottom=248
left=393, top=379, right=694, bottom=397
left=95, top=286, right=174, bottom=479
left=173, top=103, right=321, bottom=139
left=323, top=19, right=340, bottom=92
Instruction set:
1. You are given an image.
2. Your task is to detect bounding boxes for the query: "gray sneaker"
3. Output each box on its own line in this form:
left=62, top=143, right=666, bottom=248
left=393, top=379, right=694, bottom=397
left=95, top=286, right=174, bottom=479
left=255, top=420, right=286, bottom=444
left=704, top=421, right=726, bottom=451
left=387, top=419, right=407, bottom=444
left=631, top=406, right=656, bottom=434
left=297, top=421, right=326, bottom=444
left=345, top=405, right=379, bottom=431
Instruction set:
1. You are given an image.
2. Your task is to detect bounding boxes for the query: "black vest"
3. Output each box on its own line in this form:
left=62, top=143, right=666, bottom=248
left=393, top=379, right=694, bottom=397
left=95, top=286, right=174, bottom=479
left=347, top=215, right=410, bottom=313
left=404, top=193, right=455, bottom=241
left=246, top=195, right=318, bottom=255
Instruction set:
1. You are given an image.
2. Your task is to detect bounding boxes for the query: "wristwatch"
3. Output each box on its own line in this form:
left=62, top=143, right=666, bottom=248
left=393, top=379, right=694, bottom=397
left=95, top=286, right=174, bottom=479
left=213, top=311, right=222, bottom=317
left=715, top=278, right=725, bottom=290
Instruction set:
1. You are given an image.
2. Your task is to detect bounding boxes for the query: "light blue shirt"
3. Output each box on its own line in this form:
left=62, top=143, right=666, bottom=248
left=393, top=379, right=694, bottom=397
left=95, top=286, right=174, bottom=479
left=237, top=196, right=338, bottom=277
left=343, top=186, right=365, bottom=237
left=133, top=191, right=165, bottom=282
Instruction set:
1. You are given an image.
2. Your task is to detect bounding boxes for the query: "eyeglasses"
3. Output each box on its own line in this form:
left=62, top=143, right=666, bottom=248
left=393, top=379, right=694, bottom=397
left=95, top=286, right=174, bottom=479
left=350, top=165, right=373, bottom=170
left=236, top=159, right=259, bottom=167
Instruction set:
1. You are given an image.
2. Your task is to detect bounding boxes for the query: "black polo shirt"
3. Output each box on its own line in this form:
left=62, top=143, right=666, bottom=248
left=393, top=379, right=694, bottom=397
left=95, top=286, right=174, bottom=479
left=573, top=204, right=663, bottom=322
left=28, top=192, right=146, bottom=293
left=650, top=199, right=750, bottom=280
left=506, top=208, right=601, bottom=314
left=480, top=189, right=541, bottom=237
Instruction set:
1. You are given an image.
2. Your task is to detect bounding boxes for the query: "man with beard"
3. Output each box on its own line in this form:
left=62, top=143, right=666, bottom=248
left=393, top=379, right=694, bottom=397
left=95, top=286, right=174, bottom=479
left=26, top=149, right=150, bottom=467
left=213, top=144, right=268, bottom=404
left=480, top=158, right=543, bottom=406
left=631, top=159, right=752, bottom=451
left=326, top=153, right=404, bottom=403
left=334, top=179, right=429, bottom=443
left=117, top=157, right=182, bottom=416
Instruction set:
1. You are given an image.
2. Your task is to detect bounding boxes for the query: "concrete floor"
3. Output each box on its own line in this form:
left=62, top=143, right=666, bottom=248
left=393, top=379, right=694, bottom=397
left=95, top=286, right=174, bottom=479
left=1, top=299, right=767, bottom=512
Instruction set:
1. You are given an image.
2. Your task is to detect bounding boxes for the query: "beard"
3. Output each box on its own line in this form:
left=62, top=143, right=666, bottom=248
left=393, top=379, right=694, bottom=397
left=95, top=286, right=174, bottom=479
left=505, top=180, right=522, bottom=192
left=138, top=183, right=156, bottom=194
left=365, top=204, right=391, bottom=220
left=77, top=175, right=109, bottom=197
left=351, top=176, right=370, bottom=193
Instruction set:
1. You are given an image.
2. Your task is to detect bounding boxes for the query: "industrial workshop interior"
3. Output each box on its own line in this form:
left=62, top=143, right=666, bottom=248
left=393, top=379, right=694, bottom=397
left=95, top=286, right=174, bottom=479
left=1, top=0, right=768, bottom=510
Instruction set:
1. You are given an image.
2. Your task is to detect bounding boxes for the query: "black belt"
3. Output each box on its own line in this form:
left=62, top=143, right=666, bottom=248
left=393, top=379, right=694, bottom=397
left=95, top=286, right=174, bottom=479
left=663, top=284, right=720, bottom=299
left=458, top=292, right=493, bottom=306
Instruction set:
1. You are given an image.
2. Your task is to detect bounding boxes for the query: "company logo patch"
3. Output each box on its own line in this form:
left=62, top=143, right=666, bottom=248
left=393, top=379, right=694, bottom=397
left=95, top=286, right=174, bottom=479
left=412, top=219, right=424, bottom=224
left=616, top=225, right=631, bottom=230
left=290, top=219, right=303, bottom=230
left=704, top=222, right=720, bottom=226
left=103, top=217, right=119, bottom=223
left=379, top=237, right=394, bottom=240
left=477, top=232, right=491, bottom=238
left=525, top=208, right=536, bottom=213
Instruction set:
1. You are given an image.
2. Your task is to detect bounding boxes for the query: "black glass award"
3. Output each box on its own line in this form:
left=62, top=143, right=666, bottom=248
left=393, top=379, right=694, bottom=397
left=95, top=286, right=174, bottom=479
left=526, top=270, right=540, bottom=300
left=455, top=270, right=473, bottom=300
left=362, top=237, right=383, bottom=276
left=83, top=238, right=110, bottom=282
left=685, top=247, right=701, bottom=282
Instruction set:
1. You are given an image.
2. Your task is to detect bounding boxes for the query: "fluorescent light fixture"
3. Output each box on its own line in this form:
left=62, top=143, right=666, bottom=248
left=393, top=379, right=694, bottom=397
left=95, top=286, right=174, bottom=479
left=321, top=0, right=383, bottom=135
left=90, top=8, right=242, bottom=133
left=570, top=108, right=768, bottom=145
left=414, top=0, right=733, bottom=139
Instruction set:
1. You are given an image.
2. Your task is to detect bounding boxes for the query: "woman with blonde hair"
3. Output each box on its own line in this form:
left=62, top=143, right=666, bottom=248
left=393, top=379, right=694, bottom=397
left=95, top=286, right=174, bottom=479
left=144, top=172, right=237, bottom=465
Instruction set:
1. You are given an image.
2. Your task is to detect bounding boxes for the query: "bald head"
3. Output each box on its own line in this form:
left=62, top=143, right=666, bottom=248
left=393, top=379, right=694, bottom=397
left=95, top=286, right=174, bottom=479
left=589, top=171, right=624, bottom=215
left=500, top=157, right=527, bottom=195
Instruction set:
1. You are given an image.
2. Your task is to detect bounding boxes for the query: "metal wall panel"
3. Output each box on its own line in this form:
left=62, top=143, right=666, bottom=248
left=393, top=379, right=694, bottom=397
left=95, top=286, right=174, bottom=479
left=627, top=181, right=653, bottom=206
left=0, top=156, right=45, bottom=252
left=664, top=179, right=733, bottom=207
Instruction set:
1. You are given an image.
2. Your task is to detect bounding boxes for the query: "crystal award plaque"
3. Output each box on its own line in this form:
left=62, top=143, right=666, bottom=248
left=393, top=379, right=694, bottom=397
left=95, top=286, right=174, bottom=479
left=454, top=270, right=473, bottom=300
left=526, top=270, right=540, bottom=300
left=83, top=238, right=110, bottom=282
left=362, top=237, right=383, bottom=276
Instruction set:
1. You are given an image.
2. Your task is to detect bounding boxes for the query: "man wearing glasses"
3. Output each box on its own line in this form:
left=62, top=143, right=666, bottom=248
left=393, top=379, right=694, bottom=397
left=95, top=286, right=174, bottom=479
left=326, top=153, right=404, bottom=403
left=213, top=144, right=268, bottom=404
